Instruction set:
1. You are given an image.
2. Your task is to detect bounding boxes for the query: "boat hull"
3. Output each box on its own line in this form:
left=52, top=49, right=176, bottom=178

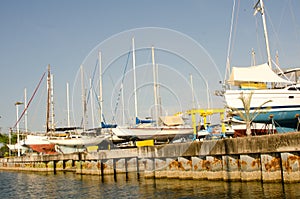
left=22, top=135, right=57, bottom=154
left=230, top=122, right=277, bottom=137
left=54, top=145, right=86, bottom=154
left=112, top=126, right=194, bottom=141
left=48, top=135, right=107, bottom=146
left=28, top=144, right=56, bottom=154
left=224, top=89, right=300, bottom=129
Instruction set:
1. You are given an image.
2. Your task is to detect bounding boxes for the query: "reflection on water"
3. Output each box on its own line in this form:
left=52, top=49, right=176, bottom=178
left=0, top=171, right=300, bottom=199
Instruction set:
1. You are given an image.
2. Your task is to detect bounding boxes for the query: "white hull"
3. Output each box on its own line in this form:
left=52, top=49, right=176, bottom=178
left=224, top=85, right=300, bottom=129
left=54, top=145, right=86, bottom=154
left=22, top=134, right=51, bottom=145
left=48, top=135, right=107, bottom=146
left=7, top=134, right=57, bottom=154
left=112, top=126, right=193, bottom=140
left=230, top=121, right=275, bottom=131
left=231, top=122, right=272, bottom=130
left=225, top=87, right=300, bottom=111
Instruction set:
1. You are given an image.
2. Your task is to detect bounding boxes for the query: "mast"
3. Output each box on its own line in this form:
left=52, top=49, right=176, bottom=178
left=156, top=63, right=162, bottom=117
left=254, top=0, right=272, bottom=68
left=50, top=73, right=55, bottom=131
left=190, top=74, right=195, bottom=109
left=90, top=78, right=95, bottom=128
left=155, top=58, right=162, bottom=117
left=46, top=64, right=51, bottom=133
left=152, top=46, right=159, bottom=126
left=15, top=101, right=22, bottom=157
left=225, top=0, right=236, bottom=85
left=251, top=48, right=256, bottom=66
left=98, top=51, right=103, bottom=126
left=121, top=82, right=125, bottom=125
left=132, top=37, right=138, bottom=123
left=66, top=82, right=70, bottom=127
left=80, top=65, right=87, bottom=131
left=24, top=88, right=28, bottom=133
left=275, top=50, right=279, bottom=66
left=205, top=79, right=210, bottom=109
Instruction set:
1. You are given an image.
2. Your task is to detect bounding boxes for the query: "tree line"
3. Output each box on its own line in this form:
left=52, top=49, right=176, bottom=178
left=0, top=133, right=17, bottom=157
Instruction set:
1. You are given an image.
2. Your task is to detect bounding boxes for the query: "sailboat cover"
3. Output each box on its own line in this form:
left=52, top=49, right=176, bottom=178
left=158, top=116, right=185, bottom=126
left=227, top=63, right=291, bottom=86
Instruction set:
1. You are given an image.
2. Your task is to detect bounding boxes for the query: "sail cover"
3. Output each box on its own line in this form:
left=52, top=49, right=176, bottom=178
left=227, top=63, right=291, bottom=86
left=159, top=116, right=184, bottom=126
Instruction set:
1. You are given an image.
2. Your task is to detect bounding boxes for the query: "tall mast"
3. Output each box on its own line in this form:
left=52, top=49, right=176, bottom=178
left=80, top=65, right=87, bottom=130
left=50, top=73, right=55, bottom=131
left=275, top=50, right=279, bottom=67
left=225, top=0, right=236, bottom=85
left=190, top=74, right=195, bottom=109
left=98, top=51, right=103, bottom=126
left=206, top=79, right=210, bottom=109
left=132, top=37, right=138, bottom=123
left=251, top=48, right=256, bottom=66
left=156, top=63, right=162, bottom=117
left=66, top=82, right=70, bottom=127
left=90, top=78, right=95, bottom=128
left=46, top=64, right=51, bottom=133
left=24, top=88, right=28, bottom=133
left=254, top=0, right=272, bottom=68
left=152, top=46, right=159, bottom=126
left=121, top=82, right=125, bottom=125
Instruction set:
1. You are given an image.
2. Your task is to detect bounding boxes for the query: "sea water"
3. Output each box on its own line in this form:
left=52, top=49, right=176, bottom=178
left=0, top=171, right=300, bottom=198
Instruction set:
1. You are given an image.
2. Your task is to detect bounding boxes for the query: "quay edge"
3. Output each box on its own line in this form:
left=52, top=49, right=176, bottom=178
left=0, top=132, right=300, bottom=183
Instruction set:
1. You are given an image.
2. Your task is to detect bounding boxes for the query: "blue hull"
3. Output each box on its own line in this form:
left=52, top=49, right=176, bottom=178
left=234, top=110, right=300, bottom=130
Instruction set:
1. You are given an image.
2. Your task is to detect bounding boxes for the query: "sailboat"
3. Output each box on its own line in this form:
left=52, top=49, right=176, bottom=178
left=224, top=0, right=300, bottom=132
left=112, top=38, right=193, bottom=141
left=47, top=65, right=108, bottom=153
left=7, top=66, right=57, bottom=155
left=21, top=134, right=56, bottom=154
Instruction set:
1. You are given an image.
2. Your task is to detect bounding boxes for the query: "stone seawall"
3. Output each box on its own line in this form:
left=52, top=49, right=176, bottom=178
left=1, top=132, right=300, bottom=183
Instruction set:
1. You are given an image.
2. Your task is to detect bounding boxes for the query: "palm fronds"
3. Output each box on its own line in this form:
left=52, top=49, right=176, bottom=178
left=227, top=91, right=272, bottom=136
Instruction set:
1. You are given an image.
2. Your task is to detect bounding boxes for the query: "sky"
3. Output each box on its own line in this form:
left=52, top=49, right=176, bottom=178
left=0, top=0, right=300, bottom=133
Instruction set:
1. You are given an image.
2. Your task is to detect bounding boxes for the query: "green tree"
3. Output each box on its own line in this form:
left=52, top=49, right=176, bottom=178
left=0, top=132, right=18, bottom=157
left=0, top=133, right=9, bottom=144
left=0, top=132, right=17, bottom=144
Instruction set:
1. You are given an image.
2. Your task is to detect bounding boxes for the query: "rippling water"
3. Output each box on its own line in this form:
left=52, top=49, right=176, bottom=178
left=1, top=171, right=300, bottom=198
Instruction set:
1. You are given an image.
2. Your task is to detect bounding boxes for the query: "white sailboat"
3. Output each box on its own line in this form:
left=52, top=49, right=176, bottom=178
left=7, top=65, right=108, bottom=155
left=48, top=128, right=108, bottom=146
left=46, top=65, right=108, bottom=153
left=98, top=51, right=117, bottom=129
left=223, top=0, right=300, bottom=132
left=7, top=66, right=57, bottom=155
left=112, top=38, right=193, bottom=141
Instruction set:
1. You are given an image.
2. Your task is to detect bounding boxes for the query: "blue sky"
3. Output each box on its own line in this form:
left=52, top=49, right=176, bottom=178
left=0, top=0, right=299, bottom=132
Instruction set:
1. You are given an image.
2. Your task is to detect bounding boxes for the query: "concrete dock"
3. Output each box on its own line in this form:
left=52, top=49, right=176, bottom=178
left=1, top=132, right=300, bottom=183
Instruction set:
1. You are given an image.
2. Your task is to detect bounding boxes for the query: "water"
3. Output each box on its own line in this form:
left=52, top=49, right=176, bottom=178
left=1, top=171, right=300, bottom=199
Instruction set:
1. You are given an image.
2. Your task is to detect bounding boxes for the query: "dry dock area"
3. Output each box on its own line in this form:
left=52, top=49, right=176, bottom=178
left=1, top=132, right=300, bottom=183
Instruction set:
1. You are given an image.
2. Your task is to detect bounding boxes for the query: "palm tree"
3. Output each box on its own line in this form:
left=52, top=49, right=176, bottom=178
left=227, top=92, right=272, bottom=136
